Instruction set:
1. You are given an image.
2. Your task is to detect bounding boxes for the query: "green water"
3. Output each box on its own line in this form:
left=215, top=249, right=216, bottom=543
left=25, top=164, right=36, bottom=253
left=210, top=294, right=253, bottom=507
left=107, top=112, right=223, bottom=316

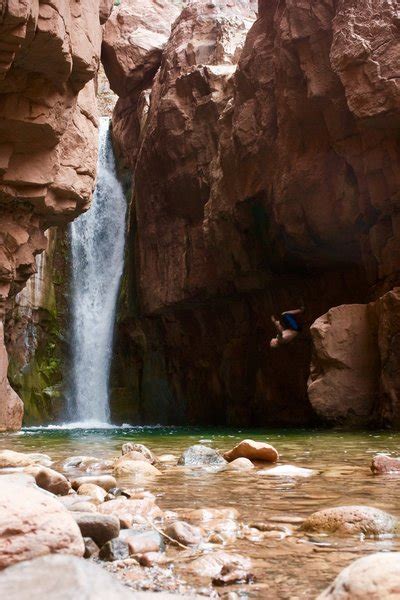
left=2, top=426, right=400, bottom=598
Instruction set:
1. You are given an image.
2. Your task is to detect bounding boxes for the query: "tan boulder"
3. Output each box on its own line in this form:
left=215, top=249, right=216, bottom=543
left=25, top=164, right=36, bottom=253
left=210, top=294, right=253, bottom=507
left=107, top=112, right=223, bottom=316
left=77, top=483, right=107, bottom=504
left=301, top=506, right=399, bottom=536
left=0, top=481, right=84, bottom=569
left=113, top=459, right=160, bottom=478
left=318, top=553, right=400, bottom=599
left=70, top=475, right=117, bottom=491
left=25, top=466, right=71, bottom=496
left=308, top=304, right=379, bottom=425
left=121, top=443, right=157, bottom=464
left=223, top=440, right=279, bottom=463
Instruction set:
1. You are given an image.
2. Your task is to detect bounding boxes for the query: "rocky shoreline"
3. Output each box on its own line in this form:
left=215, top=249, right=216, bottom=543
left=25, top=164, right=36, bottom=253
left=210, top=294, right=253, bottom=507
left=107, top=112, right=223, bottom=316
left=1, top=439, right=400, bottom=598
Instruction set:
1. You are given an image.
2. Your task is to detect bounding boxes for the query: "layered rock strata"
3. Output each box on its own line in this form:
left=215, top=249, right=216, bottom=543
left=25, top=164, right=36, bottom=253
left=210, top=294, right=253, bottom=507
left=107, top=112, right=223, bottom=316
left=100, top=0, right=400, bottom=426
left=0, top=0, right=111, bottom=429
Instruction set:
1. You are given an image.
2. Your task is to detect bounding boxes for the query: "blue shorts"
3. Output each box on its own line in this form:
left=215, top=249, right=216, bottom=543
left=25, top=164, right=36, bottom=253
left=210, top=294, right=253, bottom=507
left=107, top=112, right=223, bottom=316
left=281, top=313, right=301, bottom=332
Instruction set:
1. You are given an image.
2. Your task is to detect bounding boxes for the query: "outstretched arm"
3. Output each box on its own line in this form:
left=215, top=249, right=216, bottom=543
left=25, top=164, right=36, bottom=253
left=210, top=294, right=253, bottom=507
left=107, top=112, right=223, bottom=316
left=271, top=315, right=283, bottom=335
left=282, top=306, right=304, bottom=316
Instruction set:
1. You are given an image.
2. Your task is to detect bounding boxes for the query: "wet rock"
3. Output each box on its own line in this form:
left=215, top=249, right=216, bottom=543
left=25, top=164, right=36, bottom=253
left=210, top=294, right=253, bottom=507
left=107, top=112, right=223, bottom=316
left=0, top=450, right=51, bottom=469
left=158, top=454, right=177, bottom=464
left=137, top=552, right=165, bottom=567
left=182, top=508, right=239, bottom=542
left=83, top=538, right=99, bottom=559
left=99, top=538, right=130, bottom=562
left=225, top=458, right=254, bottom=471
left=69, top=502, right=98, bottom=514
left=70, top=475, right=117, bottom=491
left=301, top=506, right=399, bottom=536
left=318, top=552, right=400, bottom=599
left=122, top=530, right=164, bottom=555
left=113, top=459, right=160, bottom=478
left=186, top=552, right=252, bottom=579
left=0, top=481, right=84, bottom=569
left=98, top=497, right=163, bottom=527
left=77, top=483, right=107, bottom=504
left=178, top=445, right=227, bottom=467
left=213, top=564, right=254, bottom=586
left=258, top=465, right=316, bottom=477
left=371, top=454, right=400, bottom=475
left=121, top=443, right=157, bottom=464
left=25, top=466, right=71, bottom=495
left=223, top=440, right=279, bottom=463
left=57, top=456, right=114, bottom=473
left=71, top=513, right=120, bottom=547
left=0, top=555, right=138, bottom=599
left=165, top=521, right=203, bottom=546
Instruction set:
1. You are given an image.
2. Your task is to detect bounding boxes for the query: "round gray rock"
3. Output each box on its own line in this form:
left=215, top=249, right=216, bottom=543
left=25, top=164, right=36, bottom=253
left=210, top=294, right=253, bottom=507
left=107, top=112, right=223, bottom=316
left=178, top=445, right=227, bottom=467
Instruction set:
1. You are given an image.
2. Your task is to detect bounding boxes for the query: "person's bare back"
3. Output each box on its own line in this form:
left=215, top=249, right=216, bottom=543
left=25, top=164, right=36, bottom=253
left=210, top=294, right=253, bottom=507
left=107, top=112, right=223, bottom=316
left=270, top=307, right=304, bottom=348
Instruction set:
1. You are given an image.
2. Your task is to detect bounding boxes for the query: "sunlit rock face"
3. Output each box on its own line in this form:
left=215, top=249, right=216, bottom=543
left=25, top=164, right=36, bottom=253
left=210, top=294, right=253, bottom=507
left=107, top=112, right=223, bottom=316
left=0, top=0, right=111, bottom=429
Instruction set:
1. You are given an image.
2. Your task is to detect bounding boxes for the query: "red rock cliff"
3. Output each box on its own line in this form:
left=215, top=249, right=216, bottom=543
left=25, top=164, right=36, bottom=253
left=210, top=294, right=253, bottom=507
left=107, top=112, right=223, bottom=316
left=105, top=0, right=400, bottom=426
left=0, top=0, right=112, bottom=430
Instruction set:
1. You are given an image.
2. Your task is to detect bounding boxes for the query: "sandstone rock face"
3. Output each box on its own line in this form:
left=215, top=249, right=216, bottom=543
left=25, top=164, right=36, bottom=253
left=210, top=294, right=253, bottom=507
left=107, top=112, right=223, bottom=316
left=0, top=481, right=84, bottom=569
left=0, top=323, right=23, bottom=431
left=318, top=553, right=400, bottom=600
left=107, top=0, right=387, bottom=427
left=0, top=0, right=110, bottom=430
left=308, top=289, right=400, bottom=426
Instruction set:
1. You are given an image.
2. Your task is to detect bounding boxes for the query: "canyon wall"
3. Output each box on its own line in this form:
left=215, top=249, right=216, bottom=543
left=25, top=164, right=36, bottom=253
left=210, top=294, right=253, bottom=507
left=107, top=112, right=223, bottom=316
left=0, top=0, right=112, bottom=429
left=104, top=0, right=400, bottom=426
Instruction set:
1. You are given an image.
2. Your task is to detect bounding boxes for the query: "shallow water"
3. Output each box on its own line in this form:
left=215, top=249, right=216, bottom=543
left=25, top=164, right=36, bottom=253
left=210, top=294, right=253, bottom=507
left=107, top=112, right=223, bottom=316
left=2, top=426, right=400, bottom=598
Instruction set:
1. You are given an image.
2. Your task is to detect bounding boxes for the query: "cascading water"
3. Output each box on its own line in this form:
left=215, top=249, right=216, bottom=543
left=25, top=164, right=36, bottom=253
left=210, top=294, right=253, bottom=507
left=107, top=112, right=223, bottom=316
left=68, top=117, right=127, bottom=424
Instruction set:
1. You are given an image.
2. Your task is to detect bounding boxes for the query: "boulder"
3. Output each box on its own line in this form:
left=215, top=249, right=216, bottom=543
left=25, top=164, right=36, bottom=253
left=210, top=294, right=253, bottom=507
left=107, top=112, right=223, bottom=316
left=318, top=552, right=400, bottom=599
left=371, top=454, right=400, bottom=475
left=57, top=456, right=113, bottom=473
left=165, top=521, right=203, bottom=546
left=223, top=440, right=279, bottom=463
left=83, top=538, right=99, bottom=559
left=0, top=450, right=51, bottom=469
left=178, top=445, right=227, bottom=467
left=301, top=506, right=399, bottom=536
left=121, top=443, right=157, bottom=464
left=77, top=483, right=107, bottom=504
left=122, top=530, right=163, bottom=555
left=70, top=475, right=117, bottom=491
left=113, top=460, right=160, bottom=478
left=25, top=466, right=71, bottom=495
left=0, top=481, right=84, bottom=569
left=0, top=554, right=155, bottom=599
left=71, top=513, right=120, bottom=547
left=225, top=458, right=255, bottom=471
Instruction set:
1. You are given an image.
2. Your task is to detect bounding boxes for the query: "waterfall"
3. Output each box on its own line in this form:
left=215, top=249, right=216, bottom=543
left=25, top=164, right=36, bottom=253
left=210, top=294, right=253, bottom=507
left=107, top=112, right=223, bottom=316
left=68, top=117, right=126, bottom=424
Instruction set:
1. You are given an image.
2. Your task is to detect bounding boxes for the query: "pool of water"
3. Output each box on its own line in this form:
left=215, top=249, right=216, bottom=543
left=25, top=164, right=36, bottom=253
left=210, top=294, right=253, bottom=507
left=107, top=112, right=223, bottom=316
left=1, top=426, right=400, bottom=598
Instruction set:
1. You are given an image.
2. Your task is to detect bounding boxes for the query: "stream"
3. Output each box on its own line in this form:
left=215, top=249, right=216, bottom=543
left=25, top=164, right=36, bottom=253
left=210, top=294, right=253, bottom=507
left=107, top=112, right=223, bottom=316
left=1, top=427, right=399, bottom=598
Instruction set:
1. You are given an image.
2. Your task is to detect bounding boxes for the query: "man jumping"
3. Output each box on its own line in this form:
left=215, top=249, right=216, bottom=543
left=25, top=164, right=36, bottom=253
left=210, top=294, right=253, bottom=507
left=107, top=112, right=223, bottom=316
left=270, top=307, right=305, bottom=348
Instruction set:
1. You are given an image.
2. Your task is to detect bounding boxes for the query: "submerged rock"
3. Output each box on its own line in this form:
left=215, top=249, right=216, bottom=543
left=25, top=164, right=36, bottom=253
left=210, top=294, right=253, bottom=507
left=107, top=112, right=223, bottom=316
left=223, top=440, right=279, bottom=463
left=318, top=552, right=400, bottom=599
left=259, top=465, right=316, bottom=477
left=178, top=445, right=227, bottom=467
left=165, top=521, right=203, bottom=547
left=0, top=481, right=84, bottom=569
left=226, top=458, right=255, bottom=471
left=25, top=466, right=71, bottom=495
left=186, top=551, right=252, bottom=579
left=71, top=512, right=120, bottom=547
left=301, top=506, right=399, bottom=536
left=371, top=454, right=400, bottom=475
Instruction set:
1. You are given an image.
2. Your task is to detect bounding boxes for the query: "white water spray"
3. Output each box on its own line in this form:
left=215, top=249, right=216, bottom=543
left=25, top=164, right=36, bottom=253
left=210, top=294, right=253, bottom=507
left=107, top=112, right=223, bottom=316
left=68, top=117, right=126, bottom=424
